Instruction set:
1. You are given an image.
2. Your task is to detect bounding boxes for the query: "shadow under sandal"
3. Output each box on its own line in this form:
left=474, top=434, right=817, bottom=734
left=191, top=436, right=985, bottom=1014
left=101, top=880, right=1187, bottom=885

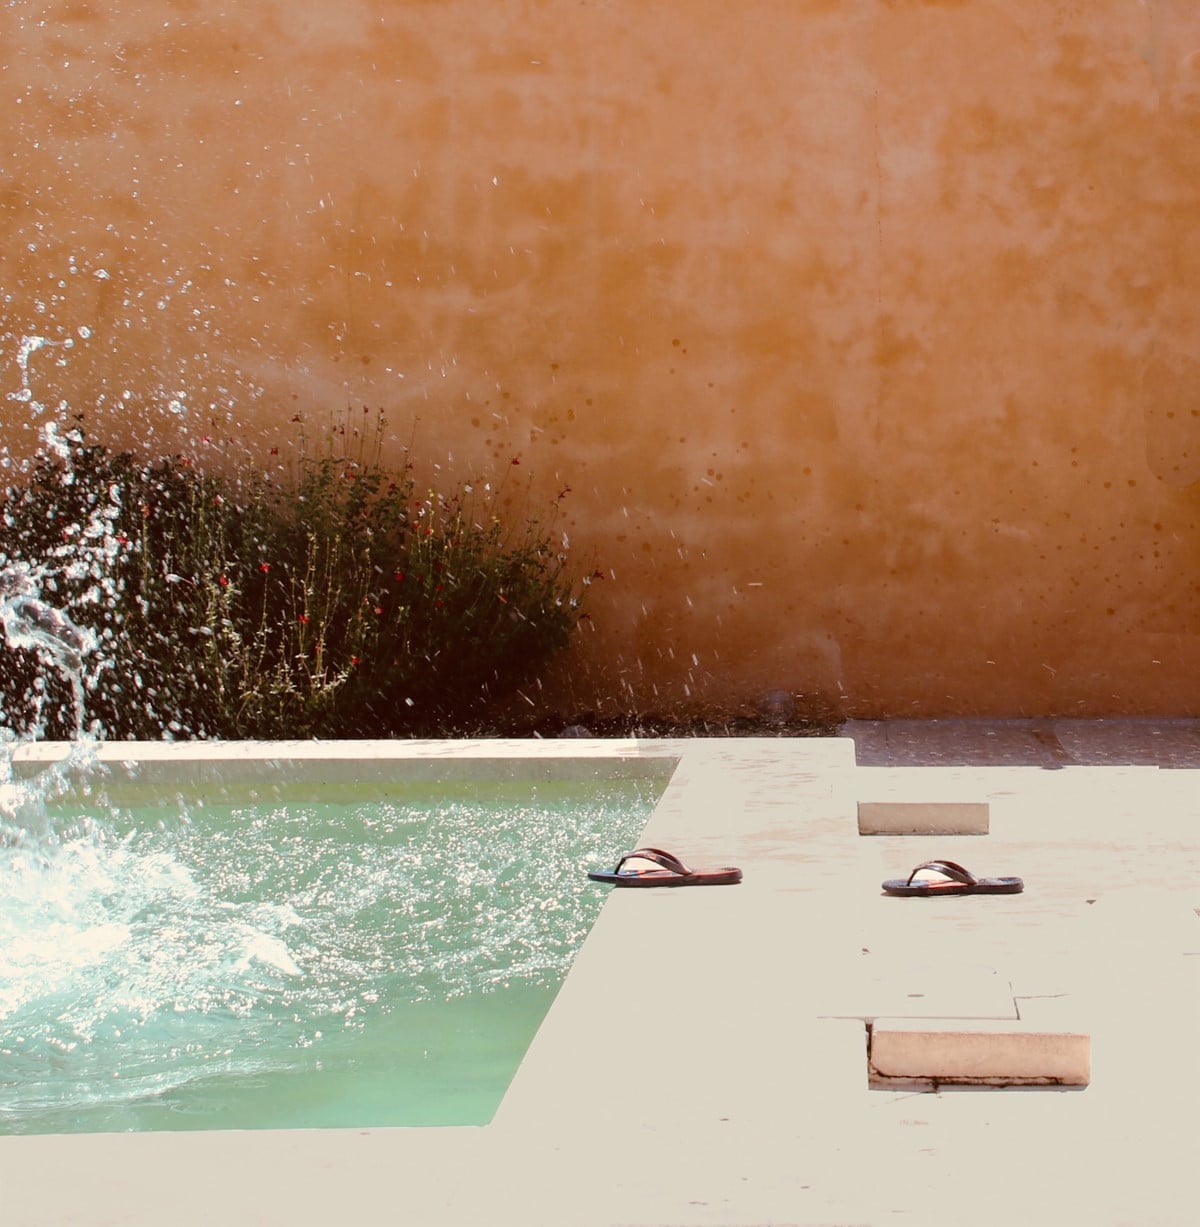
left=588, top=846, right=743, bottom=887
left=882, top=859, right=1023, bottom=897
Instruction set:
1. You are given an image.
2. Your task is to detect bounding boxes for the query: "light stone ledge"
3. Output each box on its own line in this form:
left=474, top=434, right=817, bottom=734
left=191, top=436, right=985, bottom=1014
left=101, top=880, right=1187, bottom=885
left=854, top=767, right=991, bottom=834
left=857, top=798, right=990, bottom=835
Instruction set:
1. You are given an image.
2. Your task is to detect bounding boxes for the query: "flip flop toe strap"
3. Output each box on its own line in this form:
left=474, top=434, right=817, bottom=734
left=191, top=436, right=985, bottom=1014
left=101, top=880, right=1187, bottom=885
left=614, top=847, right=693, bottom=876
left=906, top=859, right=978, bottom=887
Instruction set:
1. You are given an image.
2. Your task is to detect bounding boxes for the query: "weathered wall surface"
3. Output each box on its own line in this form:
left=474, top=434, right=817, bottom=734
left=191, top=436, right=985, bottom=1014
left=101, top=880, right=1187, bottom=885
left=3, top=1, right=1200, bottom=719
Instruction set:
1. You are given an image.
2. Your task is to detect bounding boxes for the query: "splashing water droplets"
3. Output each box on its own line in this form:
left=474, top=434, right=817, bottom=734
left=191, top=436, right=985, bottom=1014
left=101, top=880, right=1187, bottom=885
left=7, top=335, right=64, bottom=410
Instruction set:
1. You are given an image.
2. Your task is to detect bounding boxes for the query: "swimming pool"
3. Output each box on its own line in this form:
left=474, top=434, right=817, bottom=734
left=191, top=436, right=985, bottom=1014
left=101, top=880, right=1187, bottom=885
left=0, top=748, right=674, bottom=1134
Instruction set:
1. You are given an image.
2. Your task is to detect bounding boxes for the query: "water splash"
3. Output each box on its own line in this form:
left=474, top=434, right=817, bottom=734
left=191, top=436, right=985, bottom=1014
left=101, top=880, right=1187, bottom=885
left=0, top=326, right=651, bottom=1134
left=5, top=334, right=73, bottom=413
left=1, top=333, right=131, bottom=741
left=0, top=567, right=317, bottom=1129
left=0, top=566, right=99, bottom=735
left=0, top=556, right=106, bottom=765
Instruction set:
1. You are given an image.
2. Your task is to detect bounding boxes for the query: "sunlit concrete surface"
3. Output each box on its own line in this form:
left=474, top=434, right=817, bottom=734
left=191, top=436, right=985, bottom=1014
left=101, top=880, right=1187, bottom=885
left=2, top=726, right=1198, bottom=1226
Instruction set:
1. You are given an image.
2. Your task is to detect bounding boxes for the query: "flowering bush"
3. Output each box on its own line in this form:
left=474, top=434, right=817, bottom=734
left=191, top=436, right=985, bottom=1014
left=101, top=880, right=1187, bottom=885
left=0, top=415, right=582, bottom=739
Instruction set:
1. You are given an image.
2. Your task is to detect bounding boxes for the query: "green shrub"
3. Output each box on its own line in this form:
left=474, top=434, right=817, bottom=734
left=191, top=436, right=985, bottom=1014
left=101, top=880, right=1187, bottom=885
left=0, top=415, right=582, bottom=739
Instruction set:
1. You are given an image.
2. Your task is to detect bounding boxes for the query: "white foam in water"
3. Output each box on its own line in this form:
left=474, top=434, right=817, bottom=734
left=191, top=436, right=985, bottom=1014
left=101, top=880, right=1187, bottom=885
left=232, top=930, right=304, bottom=979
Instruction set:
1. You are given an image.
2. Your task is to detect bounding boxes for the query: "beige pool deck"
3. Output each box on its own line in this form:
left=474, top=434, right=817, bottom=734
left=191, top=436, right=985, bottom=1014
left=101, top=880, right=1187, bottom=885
left=2, top=719, right=1198, bottom=1226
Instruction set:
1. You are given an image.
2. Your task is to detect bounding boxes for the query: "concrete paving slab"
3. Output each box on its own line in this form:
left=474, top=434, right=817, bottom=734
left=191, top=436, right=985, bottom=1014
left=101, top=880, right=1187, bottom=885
left=858, top=798, right=990, bottom=835
left=843, top=719, right=1076, bottom=767
left=1053, top=717, right=1200, bottom=767
left=816, top=959, right=1016, bottom=1021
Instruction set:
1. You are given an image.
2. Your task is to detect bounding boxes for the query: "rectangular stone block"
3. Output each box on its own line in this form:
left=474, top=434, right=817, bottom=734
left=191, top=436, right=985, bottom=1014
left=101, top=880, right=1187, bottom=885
left=857, top=799, right=989, bottom=835
left=869, top=1018, right=1090, bottom=1086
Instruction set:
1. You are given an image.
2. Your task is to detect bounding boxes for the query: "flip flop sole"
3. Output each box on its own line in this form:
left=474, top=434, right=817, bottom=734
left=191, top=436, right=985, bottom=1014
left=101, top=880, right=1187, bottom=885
left=588, top=868, right=743, bottom=887
left=882, top=876, right=1023, bottom=897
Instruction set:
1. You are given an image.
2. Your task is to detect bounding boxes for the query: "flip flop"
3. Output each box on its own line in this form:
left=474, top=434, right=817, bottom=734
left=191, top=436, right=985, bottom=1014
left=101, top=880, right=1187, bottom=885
left=587, top=846, right=743, bottom=887
left=882, top=859, right=1024, bottom=897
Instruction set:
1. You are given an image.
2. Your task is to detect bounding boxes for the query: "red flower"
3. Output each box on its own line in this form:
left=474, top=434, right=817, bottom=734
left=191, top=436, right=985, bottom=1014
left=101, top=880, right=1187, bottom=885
left=259, top=562, right=270, bottom=573
left=350, top=655, right=360, bottom=666
left=298, top=614, right=309, bottom=624
left=393, top=570, right=405, bottom=582
left=219, top=575, right=229, bottom=588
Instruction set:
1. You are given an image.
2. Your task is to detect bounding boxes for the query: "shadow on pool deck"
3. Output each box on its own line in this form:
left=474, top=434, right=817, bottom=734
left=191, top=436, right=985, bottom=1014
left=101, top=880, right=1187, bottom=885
left=844, top=716, right=1200, bottom=768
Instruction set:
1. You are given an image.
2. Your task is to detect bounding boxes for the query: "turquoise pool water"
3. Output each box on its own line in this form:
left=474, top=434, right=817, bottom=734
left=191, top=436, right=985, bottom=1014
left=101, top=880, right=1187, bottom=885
left=0, top=761, right=668, bottom=1134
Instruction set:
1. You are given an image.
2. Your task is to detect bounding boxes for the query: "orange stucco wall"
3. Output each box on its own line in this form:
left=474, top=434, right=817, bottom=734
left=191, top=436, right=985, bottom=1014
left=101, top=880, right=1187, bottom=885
left=4, top=1, right=1200, bottom=720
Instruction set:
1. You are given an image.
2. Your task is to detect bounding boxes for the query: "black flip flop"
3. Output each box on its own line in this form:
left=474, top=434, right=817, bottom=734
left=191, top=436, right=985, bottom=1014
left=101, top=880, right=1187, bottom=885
left=882, top=859, right=1024, bottom=897
left=588, top=846, right=742, bottom=887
